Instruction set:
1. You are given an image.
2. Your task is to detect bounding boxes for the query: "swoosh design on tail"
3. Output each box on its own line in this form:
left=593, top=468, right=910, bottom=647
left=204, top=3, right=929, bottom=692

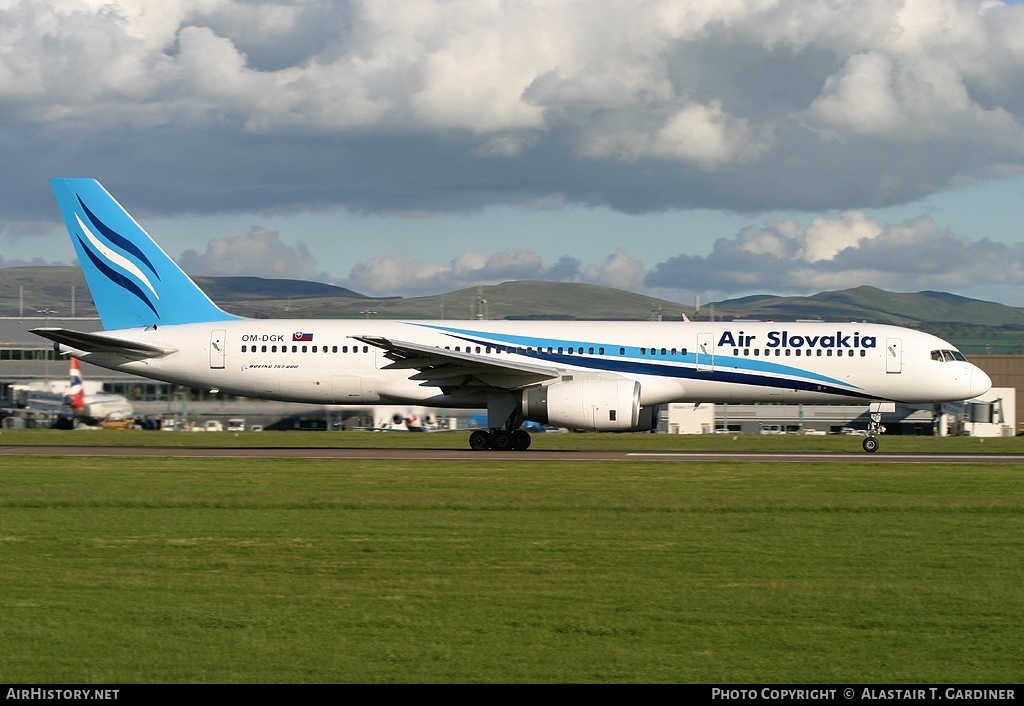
left=75, top=214, right=160, bottom=301
left=78, top=196, right=160, bottom=280
left=74, top=227, right=160, bottom=319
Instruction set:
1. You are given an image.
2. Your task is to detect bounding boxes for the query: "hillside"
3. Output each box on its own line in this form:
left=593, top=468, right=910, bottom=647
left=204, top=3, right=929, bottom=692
left=711, top=286, right=1024, bottom=327
left=2, top=267, right=1022, bottom=352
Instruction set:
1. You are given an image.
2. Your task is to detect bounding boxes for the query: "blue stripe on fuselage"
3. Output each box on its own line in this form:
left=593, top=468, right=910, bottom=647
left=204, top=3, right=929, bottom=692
left=415, top=323, right=869, bottom=399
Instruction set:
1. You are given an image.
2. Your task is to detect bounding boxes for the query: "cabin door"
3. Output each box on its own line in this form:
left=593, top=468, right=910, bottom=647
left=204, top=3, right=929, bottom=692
left=885, top=337, right=902, bottom=374
left=696, top=333, right=715, bottom=372
left=210, top=329, right=227, bottom=369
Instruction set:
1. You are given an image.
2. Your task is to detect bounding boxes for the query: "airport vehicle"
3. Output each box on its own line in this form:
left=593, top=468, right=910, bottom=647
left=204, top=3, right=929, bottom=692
left=33, top=179, right=991, bottom=452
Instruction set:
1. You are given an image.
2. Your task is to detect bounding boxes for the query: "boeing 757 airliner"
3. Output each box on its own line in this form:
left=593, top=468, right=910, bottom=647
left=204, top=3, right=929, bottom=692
left=33, top=178, right=991, bottom=452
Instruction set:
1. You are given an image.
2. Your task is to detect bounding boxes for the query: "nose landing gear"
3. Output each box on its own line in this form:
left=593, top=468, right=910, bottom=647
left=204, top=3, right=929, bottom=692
left=863, top=410, right=886, bottom=453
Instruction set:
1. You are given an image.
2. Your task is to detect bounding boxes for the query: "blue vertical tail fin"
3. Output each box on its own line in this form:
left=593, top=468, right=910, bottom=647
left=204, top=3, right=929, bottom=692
left=50, top=178, right=239, bottom=330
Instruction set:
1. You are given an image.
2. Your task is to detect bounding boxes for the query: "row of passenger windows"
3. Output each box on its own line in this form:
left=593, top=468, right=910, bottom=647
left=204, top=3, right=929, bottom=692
left=733, top=348, right=867, bottom=358
left=239, top=343, right=692, bottom=356
left=240, top=345, right=369, bottom=353
left=238, top=343, right=878, bottom=359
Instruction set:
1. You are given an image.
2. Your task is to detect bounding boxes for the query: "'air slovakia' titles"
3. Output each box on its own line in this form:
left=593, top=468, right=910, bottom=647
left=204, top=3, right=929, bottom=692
left=718, top=330, right=878, bottom=349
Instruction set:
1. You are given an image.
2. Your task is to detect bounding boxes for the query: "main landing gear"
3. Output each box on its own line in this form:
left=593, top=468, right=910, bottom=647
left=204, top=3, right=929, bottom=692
left=862, top=411, right=886, bottom=453
left=468, top=428, right=532, bottom=451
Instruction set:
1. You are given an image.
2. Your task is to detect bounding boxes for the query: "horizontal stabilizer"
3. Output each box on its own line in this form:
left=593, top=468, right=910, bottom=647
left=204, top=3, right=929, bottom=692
left=30, top=328, right=176, bottom=357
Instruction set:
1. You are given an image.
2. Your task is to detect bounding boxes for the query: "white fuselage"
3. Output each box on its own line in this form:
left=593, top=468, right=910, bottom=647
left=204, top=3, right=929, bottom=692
left=65, top=319, right=990, bottom=409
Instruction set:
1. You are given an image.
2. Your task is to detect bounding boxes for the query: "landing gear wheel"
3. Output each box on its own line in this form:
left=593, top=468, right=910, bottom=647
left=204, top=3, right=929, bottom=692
left=469, top=429, right=491, bottom=451
left=491, top=430, right=514, bottom=450
left=862, top=437, right=879, bottom=453
left=511, top=429, right=532, bottom=451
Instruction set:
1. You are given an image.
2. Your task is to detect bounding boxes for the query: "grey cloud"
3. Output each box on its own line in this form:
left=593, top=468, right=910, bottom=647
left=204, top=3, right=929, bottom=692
left=0, top=0, right=1020, bottom=224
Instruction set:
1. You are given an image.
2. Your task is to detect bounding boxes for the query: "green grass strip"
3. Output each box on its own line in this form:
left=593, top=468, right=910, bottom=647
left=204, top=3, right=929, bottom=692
left=1, top=457, right=1022, bottom=683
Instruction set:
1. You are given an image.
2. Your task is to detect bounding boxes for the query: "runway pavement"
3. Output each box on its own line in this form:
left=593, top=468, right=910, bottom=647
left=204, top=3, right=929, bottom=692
left=3, top=445, right=1024, bottom=463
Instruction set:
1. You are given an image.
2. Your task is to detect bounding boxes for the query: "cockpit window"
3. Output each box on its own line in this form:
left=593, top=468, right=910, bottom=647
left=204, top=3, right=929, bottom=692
left=942, top=350, right=955, bottom=362
left=932, top=349, right=968, bottom=362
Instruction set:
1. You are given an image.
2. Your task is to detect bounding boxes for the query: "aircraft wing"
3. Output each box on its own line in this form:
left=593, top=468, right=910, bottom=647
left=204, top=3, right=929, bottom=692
left=353, top=335, right=561, bottom=392
left=30, top=328, right=177, bottom=357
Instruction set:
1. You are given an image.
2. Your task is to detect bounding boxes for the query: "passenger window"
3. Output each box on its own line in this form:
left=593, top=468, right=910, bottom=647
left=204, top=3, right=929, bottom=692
left=261, top=345, right=267, bottom=352
left=588, top=347, right=594, bottom=355
left=598, top=347, right=605, bottom=355
left=271, top=345, right=277, bottom=352
left=619, top=348, right=625, bottom=355
left=641, top=348, right=646, bottom=355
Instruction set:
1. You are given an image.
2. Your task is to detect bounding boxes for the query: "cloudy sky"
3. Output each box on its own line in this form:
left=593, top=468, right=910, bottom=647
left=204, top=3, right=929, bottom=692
left=2, top=0, right=1023, bottom=307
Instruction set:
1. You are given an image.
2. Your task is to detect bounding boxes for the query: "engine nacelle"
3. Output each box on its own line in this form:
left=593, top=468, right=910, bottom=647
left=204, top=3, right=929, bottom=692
left=522, top=379, right=643, bottom=431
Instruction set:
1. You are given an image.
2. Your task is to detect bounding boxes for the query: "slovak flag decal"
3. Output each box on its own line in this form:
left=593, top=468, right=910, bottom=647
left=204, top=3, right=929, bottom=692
left=293, top=332, right=313, bottom=342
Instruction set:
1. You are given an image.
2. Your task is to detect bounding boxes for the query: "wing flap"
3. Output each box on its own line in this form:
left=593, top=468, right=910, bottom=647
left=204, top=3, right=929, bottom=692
left=354, top=335, right=559, bottom=390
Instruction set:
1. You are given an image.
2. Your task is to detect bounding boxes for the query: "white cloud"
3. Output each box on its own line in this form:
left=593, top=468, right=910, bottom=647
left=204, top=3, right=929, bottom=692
left=344, top=248, right=584, bottom=297
left=167, top=206, right=1024, bottom=307
left=580, top=249, right=647, bottom=291
left=645, top=211, right=1024, bottom=301
left=178, top=228, right=319, bottom=279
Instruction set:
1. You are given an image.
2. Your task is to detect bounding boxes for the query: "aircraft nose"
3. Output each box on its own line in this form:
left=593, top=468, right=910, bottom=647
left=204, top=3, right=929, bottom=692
left=970, top=365, right=992, bottom=399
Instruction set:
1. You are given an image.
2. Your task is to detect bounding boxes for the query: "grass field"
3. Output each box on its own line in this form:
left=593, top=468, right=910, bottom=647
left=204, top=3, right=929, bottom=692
left=1, top=436, right=1023, bottom=683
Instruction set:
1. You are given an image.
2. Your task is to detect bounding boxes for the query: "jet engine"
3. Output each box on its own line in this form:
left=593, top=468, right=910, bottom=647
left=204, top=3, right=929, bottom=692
left=521, top=379, right=658, bottom=432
